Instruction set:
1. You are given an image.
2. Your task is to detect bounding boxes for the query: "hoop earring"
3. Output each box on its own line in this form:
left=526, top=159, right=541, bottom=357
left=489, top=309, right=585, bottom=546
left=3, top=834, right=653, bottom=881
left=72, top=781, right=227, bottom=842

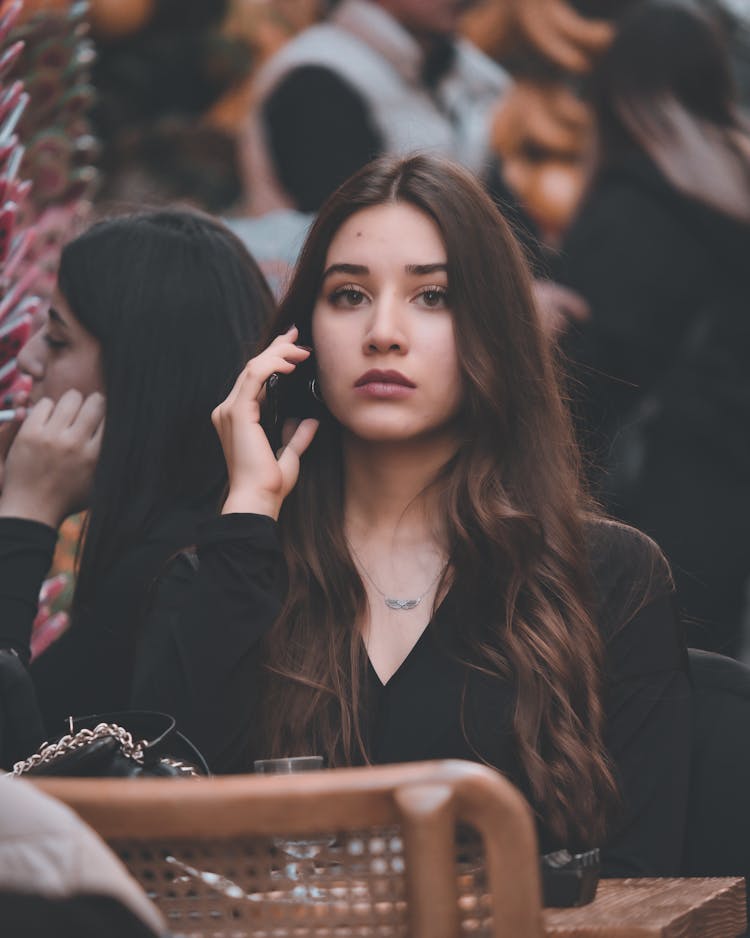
left=309, top=377, right=324, bottom=403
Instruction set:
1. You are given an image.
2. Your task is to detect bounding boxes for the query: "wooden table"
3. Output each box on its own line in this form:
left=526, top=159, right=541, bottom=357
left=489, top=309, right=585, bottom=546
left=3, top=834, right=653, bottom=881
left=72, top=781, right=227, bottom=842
left=545, top=877, right=746, bottom=937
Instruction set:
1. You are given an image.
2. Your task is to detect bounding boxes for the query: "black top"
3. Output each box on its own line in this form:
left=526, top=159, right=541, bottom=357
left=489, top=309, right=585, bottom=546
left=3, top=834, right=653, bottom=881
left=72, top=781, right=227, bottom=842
left=0, top=506, right=211, bottom=747
left=131, top=512, right=691, bottom=877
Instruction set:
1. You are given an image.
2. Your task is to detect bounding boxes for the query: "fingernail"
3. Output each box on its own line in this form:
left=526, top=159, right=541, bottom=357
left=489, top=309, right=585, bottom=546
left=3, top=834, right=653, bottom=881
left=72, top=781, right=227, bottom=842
left=298, top=344, right=312, bottom=352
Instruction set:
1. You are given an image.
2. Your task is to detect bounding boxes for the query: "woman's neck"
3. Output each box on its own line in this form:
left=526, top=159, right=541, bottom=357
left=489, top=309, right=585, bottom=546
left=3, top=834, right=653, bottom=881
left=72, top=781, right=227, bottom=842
left=342, top=432, right=456, bottom=542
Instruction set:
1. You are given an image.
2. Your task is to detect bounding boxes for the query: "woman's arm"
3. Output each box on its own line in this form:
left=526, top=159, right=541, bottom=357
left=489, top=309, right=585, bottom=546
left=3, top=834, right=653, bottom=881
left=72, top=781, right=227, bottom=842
left=0, top=518, right=57, bottom=659
left=601, top=593, right=691, bottom=875
left=131, top=513, right=285, bottom=772
left=132, top=332, right=320, bottom=770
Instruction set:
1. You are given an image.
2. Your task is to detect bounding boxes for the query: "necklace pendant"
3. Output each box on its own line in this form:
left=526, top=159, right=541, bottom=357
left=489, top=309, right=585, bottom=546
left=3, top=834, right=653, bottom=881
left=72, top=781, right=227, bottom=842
left=385, top=597, right=420, bottom=611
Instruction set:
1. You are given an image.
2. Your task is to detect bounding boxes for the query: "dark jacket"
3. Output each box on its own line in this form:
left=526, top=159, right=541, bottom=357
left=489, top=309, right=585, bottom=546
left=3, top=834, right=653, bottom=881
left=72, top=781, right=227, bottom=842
left=555, top=151, right=750, bottom=476
left=553, top=152, right=750, bottom=652
left=0, top=505, right=211, bottom=760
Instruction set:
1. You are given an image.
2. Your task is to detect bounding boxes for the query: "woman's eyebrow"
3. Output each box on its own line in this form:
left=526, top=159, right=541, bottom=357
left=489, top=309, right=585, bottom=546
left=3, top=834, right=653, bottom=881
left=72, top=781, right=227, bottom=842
left=405, top=263, right=447, bottom=275
left=321, top=263, right=369, bottom=280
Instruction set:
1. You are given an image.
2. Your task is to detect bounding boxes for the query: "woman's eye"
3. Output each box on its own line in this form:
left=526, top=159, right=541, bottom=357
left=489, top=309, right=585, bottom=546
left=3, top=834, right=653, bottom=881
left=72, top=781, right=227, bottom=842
left=329, top=286, right=367, bottom=308
left=43, top=334, right=67, bottom=351
left=417, top=287, right=448, bottom=309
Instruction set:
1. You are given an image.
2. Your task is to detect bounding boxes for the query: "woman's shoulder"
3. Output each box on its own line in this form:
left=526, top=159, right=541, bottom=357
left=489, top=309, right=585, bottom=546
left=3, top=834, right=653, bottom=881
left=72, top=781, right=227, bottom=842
left=581, top=516, right=675, bottom=642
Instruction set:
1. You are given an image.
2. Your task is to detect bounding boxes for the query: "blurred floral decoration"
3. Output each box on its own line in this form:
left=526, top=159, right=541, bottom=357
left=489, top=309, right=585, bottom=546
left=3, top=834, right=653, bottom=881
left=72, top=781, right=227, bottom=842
left=88, top=0, right=257, bottom=213
left=9, top=0, right=99, bottom=307
left=0, top=0, right=102, bottom=656
left=0, top=1, right=34, bottom=405
left=462, top=0, right=635, bottom=241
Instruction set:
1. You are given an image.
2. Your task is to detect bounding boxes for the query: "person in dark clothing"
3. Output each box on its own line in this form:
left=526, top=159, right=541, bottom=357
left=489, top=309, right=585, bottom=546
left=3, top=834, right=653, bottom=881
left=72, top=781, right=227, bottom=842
left=238, top=0, right=586, bottom=334
left=133, top=155, right=691, bottom=875
left=0, top=210, right=274, bottom=760
left=553, top=0, right=750, bottom=655
left=242, top=0, right=508, bottom=216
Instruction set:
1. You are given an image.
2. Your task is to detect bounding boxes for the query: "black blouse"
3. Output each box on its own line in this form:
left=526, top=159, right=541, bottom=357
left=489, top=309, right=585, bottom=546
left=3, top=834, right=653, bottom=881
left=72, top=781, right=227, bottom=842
left=131, top=512, right=691, bottom=877
left=0, top=506, right=212, bottom=750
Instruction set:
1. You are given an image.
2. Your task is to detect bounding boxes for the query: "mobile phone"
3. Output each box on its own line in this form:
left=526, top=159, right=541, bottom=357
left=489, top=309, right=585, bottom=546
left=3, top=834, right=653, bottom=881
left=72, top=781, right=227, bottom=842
left=262, top=353, right=323, bottom=445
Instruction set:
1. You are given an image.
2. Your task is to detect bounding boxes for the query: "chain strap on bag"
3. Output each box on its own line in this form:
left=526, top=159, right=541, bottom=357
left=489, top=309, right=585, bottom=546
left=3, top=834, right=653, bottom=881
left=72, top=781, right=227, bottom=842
left=12, top=710, right=210, bottom=778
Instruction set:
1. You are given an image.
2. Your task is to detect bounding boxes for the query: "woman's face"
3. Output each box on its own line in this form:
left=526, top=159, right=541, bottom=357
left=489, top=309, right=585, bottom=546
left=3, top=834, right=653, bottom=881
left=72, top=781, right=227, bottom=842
left=17, top=289, right=104, bottom=404
left=311, top=202, right=463, bottom=445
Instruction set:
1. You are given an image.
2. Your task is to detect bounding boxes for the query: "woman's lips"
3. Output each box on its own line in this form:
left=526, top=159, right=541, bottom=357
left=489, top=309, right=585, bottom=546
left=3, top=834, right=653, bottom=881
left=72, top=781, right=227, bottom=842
left=354, top=369, right=416, bottom=399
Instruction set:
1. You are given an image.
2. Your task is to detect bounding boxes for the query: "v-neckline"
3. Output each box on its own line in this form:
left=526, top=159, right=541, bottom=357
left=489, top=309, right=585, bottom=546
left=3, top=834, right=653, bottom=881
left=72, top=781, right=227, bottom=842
left=366, top=619, right=431, bottom=687
left=365, top=587, right=451, bottom=688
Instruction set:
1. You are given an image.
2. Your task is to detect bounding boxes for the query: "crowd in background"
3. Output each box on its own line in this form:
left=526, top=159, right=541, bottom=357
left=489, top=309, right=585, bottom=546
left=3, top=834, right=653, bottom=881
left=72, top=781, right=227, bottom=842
left=78, top=0, right=750, bottom=658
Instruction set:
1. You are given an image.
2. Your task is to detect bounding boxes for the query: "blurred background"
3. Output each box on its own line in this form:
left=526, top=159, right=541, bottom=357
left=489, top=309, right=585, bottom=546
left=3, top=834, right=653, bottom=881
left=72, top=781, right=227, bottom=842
left=1, top=0, right=749, bottom=660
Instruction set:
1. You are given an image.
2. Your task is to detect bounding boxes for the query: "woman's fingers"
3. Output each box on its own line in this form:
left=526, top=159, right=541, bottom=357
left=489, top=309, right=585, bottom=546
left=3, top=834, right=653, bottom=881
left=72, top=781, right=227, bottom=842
left=213, top=343, right=311, bottom=430
left=0, top=389, right=107, bottom=525
left=277, top=418, right=319, bottom=491
left=76, top=390, right=106, bottom=437
left=212, top=328, right=317, bottom=518
left=85, top=408, right=105, bottom=458
left=239, top=347, right=311, bottom=404
left=25, top=396, right=53, bottom=428
left=42, top=388, right=85, bottom=428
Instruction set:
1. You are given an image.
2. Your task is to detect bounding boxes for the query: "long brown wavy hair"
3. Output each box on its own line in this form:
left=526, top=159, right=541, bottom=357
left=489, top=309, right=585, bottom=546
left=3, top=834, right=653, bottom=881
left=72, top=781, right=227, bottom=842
left=259, top=154, right=618, bottom=846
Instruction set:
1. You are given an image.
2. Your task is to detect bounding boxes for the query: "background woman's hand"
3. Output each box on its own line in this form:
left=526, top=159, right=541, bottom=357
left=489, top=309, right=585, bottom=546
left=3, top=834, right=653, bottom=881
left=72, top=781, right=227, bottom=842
left=0, top=389, right=105, bottom=527
left=212, top=327, right=319, bottom=519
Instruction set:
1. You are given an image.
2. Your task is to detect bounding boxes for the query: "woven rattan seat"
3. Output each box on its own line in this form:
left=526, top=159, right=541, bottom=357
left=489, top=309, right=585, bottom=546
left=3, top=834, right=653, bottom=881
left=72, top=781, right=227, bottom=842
left=33, top=759, right=544, bottom=938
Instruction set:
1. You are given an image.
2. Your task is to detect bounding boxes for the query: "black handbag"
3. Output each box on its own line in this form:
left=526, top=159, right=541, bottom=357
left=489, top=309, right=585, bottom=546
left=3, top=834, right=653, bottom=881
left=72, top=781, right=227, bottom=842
left=11, top=710, right=210, bottom=778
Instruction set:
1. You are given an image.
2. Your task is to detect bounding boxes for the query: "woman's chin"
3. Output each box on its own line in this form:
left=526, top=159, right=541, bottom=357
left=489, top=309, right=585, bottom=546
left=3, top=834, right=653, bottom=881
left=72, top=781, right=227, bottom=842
left=339, top=419, right=458, bottom=447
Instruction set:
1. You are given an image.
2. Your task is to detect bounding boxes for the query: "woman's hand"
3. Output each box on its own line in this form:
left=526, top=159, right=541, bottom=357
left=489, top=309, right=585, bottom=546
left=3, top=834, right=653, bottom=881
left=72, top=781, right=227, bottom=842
left=0, top=389, right=105, bottom=528
left=212, top=327, right=319, bottom=520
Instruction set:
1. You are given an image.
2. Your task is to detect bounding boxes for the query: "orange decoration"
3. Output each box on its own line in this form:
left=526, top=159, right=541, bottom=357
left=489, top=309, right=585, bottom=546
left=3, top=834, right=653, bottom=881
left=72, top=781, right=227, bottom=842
left=492, top=81, right=591, bottom=159
left=89, top=0, right=154, bottom=39
left=14, top=0, right=71, bottom=22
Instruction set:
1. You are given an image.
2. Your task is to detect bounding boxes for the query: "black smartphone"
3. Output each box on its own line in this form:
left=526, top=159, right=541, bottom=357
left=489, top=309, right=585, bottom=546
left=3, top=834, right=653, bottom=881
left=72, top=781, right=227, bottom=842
left=262, top=353, right=324, bottom=447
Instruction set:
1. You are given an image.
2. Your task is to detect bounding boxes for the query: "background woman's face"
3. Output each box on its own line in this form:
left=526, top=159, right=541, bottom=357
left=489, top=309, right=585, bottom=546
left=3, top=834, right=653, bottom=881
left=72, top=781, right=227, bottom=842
left=17, top=289, right=104, bottom=404
left=311, top=202, right=463, bottom=445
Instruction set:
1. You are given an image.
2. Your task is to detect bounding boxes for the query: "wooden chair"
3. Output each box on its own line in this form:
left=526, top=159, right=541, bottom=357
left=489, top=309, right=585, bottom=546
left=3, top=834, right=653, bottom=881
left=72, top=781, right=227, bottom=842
left=33, top=758, right=544, bottom=938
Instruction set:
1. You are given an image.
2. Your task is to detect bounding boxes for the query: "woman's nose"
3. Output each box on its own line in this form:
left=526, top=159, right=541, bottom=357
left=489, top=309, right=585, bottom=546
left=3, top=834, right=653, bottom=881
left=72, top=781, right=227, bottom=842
left=363, top=295, right=408, bottom=354
left=16, top=328, right=45, bottom=380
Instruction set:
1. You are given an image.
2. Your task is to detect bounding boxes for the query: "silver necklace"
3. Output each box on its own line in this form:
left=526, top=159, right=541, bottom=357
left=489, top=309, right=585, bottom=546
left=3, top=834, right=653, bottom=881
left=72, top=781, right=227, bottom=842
left=347, top=541, right=446, bottom=611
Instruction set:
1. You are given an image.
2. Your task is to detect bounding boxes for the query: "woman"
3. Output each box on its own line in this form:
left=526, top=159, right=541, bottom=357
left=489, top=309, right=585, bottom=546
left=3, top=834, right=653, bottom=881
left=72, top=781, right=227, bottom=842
left=554, top=0, right=750, bottom=655
left=135, top=155, right=690, bottom=874
left=0, top=209, right=274, bottom=758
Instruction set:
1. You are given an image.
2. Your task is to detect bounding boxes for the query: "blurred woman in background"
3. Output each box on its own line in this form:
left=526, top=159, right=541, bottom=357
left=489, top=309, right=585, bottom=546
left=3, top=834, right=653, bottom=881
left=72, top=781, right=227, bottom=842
left=555, top=0, right=750, bottom=655
left=0, top=209, right=273, bottom=762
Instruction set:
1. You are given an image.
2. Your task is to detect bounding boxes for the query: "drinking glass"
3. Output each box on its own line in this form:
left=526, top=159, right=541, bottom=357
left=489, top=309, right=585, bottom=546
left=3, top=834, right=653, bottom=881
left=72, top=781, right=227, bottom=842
left=254, top=755, right=331, bottom=900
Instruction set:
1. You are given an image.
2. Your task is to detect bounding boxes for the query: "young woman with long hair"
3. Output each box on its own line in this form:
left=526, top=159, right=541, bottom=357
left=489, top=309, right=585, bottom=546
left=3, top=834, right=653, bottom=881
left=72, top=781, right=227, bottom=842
left=137, top=155, right=691, bottom=873
left=555, top=0, right=750, bottom=655
left=0, top=209, right=274, bottom=756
